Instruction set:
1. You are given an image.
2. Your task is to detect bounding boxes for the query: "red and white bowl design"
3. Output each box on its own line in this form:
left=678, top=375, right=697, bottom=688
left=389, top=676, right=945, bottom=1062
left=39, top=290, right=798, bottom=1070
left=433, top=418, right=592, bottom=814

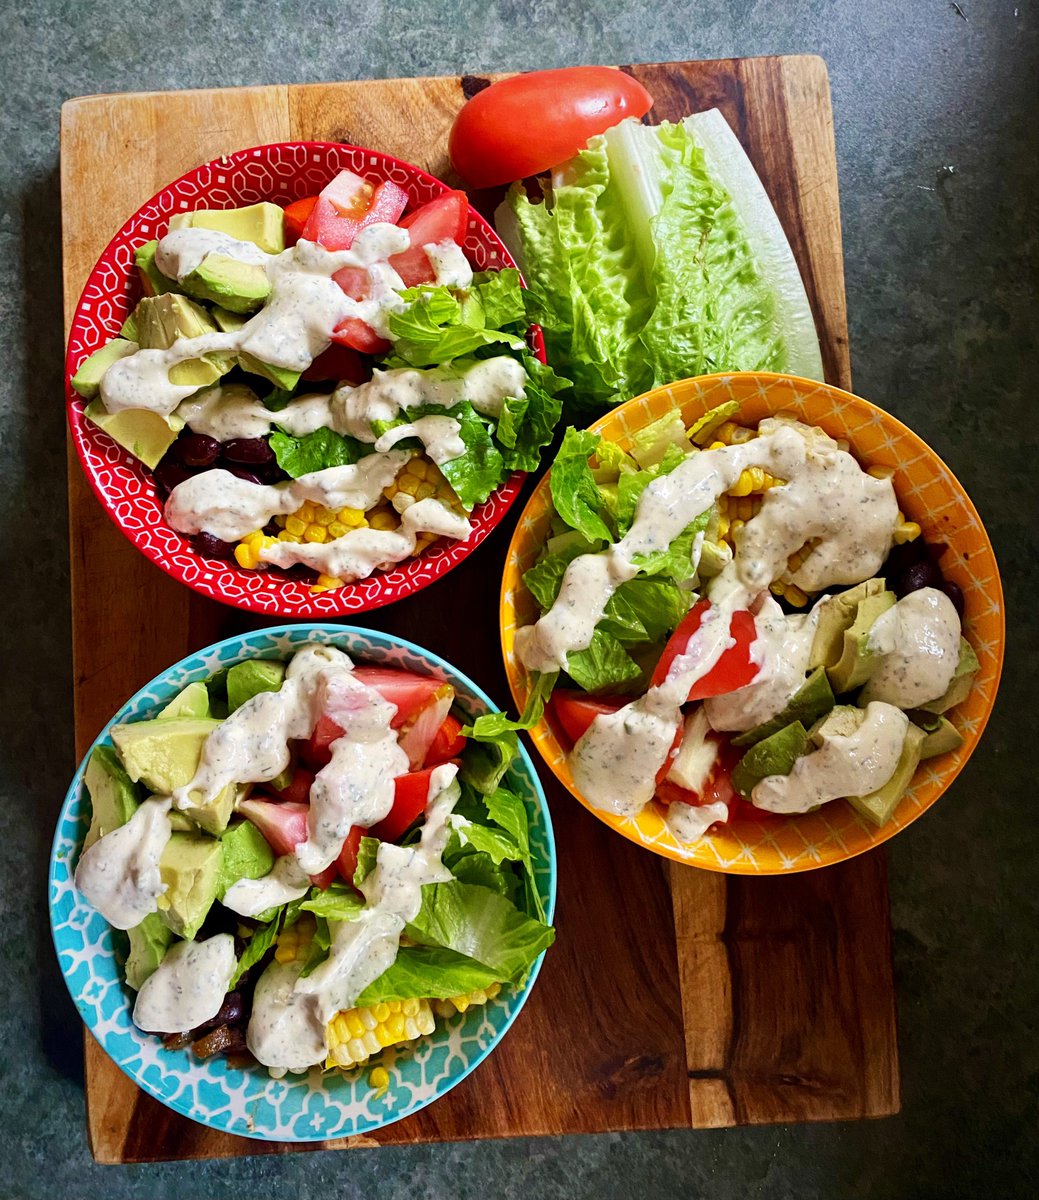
left=65, top=142, right=528, bottom=616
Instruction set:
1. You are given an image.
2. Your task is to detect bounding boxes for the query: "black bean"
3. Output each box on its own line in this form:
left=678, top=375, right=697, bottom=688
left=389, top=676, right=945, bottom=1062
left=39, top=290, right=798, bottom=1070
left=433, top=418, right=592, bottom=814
left=174, top=433, right=221, bottom=468
left=194, top=991, right=245, bottom=1034
left=925, top=541, right=949, bottom=563
left=153, top=460, right=192, bottom=499
left=941, top=579, right=966, bottom=618
left=222, top=437, right=275, bottom=466
left=898, top=559, right=943, bottom=595
left=225, top=466, right=264, bottom=486
left=193, top=532, right=236, bottom=560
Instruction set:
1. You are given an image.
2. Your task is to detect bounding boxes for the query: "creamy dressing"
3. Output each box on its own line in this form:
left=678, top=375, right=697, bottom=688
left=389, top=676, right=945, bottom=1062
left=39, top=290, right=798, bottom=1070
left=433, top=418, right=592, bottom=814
left=424, top=239, right=474, bottom=289
left=666, top=800, right=730, bottom=844
left=74, top=795, right=173, bottom=929
left=752, top=702, right=908, bottom=814
left=247, top=959, right=328, bottom=1075
left=164, top=452, right=409, bottom=543
left=860, top=587, right=961, bottom=708
left=260, top=496, right=473, bottom=582
left=221, top=854, right=310, bottom=919
left=176, top=384, right=336, bottom=440
left=132, top=934, right=237, bottom=1033
left=155, top=228, right=269, bottom=279
left=704, top=597, right=821, bottom=732
left=373, top=415, right=465, bottom=465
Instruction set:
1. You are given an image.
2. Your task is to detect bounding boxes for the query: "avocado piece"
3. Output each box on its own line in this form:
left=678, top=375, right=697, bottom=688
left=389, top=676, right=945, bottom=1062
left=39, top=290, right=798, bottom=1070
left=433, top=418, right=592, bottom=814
left=155, top=832, right=224, bottom=939
left=237, top=350, right=301, bottom=392
left=218, top=819, right=276, bottom=900
left=83, top=399, right=182, bottom=469
left=211, top=305, right=249, bottom=333
left=168, top=810, right=195, bottom=832
left=809, top=578, right=888, bottom=670
left=732, top=667, right=836, bottom=748
left=226, top=659, right=287, bottom=714
left=847, top=722, right=927, bottom=828
left=110, top=716, right=235, bottom=835
left=169, top=202, right=285, bottom=254
left=120, top=307, right=140, bottom=341
left=917, top=714, right=965, bottom=759
left=158, top=681, right=212, bottom=721
left=71, top=339, right=138, bottom=400
left=134, top=240, right=179, bottom=296
left=136, top=293, right=236, bottom=387
left=83, top=745, right=141, bottom=850
left=916, top=638, right=980, bottom=714
left=125, top=911, right=174, bottom=990
left=180, top=252, right=270, bottom=314
left=826, top=590, right=897, bottom=694
left=732, top=721, right=811, bottom=798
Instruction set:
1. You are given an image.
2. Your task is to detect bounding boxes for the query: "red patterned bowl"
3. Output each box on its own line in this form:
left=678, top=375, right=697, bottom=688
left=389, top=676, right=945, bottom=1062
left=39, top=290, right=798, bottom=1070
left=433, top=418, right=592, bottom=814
left=65, top=142, right=531, bottom=617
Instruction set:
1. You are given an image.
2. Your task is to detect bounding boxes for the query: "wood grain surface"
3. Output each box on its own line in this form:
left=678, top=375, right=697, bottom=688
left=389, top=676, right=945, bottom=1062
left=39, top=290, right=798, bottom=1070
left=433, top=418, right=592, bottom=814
left=60, top=55, right=897, bottom=1165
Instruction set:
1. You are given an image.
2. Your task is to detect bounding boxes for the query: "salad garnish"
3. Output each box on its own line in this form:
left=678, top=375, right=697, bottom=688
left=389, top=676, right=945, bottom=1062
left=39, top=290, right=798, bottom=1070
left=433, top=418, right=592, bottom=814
left=74, top=645, right=553, bottom=1076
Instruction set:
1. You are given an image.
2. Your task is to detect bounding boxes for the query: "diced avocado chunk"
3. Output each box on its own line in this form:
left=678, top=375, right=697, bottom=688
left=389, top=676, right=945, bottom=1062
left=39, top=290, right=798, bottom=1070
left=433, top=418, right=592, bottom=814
left=217, top=820, right=275, bottom=900
left=917, top=714, right=965, bottom=759
left=732, top=667, right=836, bottom=748
left=110, top=716, right=235, bottom=834
left=826, top=590, right=897, bottom=694
left=120, top=308, right=140, bottom=341
left=847, top=723, right=927, bottom=828
left=628, top=411, right=690, bottom=469
left=83, top=745, right=141, bottom=850
left=125, top=911, right=174, bottom=990
left=181, top=252, right=270, bottom=313
left=136, top=293, right=236, bottom=387
left=134, top=240, right=179, bottom=296
left=155, top=832, right=223, bottom=939
left=211, top=305, right=249, bottom=333
left=810, top=578, right=889, bottom=670
left=226, top=659, right=287, bottom=714
left=158, top=681, right=211, bottom=721
left=237, top=350, right=301, bottom=392
left=84, top=399, right=183, bottom=469
left=71, top=339, right=138, bottom=400
left=168, top=810, right=195, bottom=832
left=917, top=638, right=980, bottom=714
left=732, top=721, right=811, bottom=798
left=169, top=202, right=285, bottom=254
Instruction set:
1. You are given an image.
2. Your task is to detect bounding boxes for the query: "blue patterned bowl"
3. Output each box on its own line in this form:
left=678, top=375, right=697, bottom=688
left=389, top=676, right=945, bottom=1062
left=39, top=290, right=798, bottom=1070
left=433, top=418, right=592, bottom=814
left=49, top=624, right=556, bottom=1141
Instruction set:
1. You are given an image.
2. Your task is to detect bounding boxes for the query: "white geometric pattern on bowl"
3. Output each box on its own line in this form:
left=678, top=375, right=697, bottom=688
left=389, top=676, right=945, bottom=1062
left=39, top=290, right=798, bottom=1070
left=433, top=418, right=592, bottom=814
left=50, top=624, right=556, bottom=1141
left=64, top=142, right=524, bottom=618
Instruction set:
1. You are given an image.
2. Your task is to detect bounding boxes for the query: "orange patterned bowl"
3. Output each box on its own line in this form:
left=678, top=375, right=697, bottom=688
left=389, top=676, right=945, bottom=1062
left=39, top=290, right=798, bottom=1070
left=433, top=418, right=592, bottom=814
left=500, top=373, right=1004, bottom=874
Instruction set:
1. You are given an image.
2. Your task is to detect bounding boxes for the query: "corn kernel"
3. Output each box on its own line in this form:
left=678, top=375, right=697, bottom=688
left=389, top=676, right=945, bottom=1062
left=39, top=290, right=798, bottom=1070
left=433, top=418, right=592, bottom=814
left=784, top=583, right=809, bottom=607
left=369, top=509, right=398, bottom=532
left=370, top=1066, right=390, bottom=1095
left=285, top=516, right=306, bottom=536
left=314, top=573, right=345, bottom=592
left=303, top=524, right=328, bottom=544
left=314, top=508, right=335, bottom=527
left=893, top=521, right=922, bottom=544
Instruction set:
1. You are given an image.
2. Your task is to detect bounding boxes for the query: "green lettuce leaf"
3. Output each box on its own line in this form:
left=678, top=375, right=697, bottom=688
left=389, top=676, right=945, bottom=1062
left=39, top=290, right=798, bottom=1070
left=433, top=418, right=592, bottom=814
left=549, top=427, right=613, bottom=543
left=230, top=911, right=280, bottom=987
left=599, top=577, right=691, bottom=645
left=523, top=535, right=604, bottom=611
left=565, top=628, right=642, bottom=693
left=357, top=946, right=504, bottom=1004
left=688, top=399, right=741, bottom=445
left=435, top=403, right=503, bottom=511
left=270, top=427, right=366, bottom=478
left=616, top=442, right=690, bottom=535
left=631, top=506, right=714, bottom=579
left=300, top=883, right=365, bottom=922
left=404, top=881, right=554, bottom=981
left=386, top=284, right=523, bottom=367
left=354, top=836, right=380, bottom=886
left=472, top=268, right=527, bottom=327
left=462, top=670, right=558, bottom=740
left=496, top=355, right=566, bottom=474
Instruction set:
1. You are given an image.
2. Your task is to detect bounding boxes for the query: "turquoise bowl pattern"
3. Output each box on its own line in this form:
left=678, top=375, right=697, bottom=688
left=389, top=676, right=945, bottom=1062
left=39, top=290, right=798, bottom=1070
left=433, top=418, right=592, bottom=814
left=49, top=624, right=556, bottom=1142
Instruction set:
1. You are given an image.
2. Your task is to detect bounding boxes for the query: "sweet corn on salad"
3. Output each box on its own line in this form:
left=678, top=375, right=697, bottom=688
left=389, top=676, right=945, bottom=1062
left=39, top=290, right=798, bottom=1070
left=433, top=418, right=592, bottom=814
left=70, top=179, right=564, bottom=593
left=509, top=400, right=978, bottom=844
left=73, top=646, right=553, bottom=1081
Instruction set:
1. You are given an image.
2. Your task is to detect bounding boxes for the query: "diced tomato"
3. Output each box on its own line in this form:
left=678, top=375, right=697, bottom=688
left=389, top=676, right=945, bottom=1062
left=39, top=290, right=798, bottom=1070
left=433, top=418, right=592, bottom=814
left=651, top=599, right=759, bottom=702
left=332, top=265, right=370, bottom=301
left=548, top=690, right=627, bottom=746
left=302, top=172, right=408, bottom=251
left=448, top=67, right=654, bottom=189
left=426, top=714, right=467, bottom=766
left=301, top=714, right=346, bottom=770
left=283, top=196, right=318, bottom=245
left=302, top=342, right=370, bottom=384
left=398, top=685, right=456, bottom=770
left=269, top=765, right=315, bottom=805
left=388, top=192, right=469, bottom=287
left=370, top=766, right=451, bottom=843
left=309, top=863, right=339, bottom=890
left=350, top=668, right=445, bottom=728
left=238, top=798, right=309, bottom=858
left=330, top=316, right=391, bottom=356
left=336, top=825, right=365, bottom=885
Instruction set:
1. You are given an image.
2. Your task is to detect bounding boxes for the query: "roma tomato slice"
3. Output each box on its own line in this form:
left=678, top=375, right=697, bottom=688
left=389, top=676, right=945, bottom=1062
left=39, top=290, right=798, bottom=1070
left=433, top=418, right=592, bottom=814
left=651, top=599, right=759, bottom=701
left=389, top=192, right=470, bottom=287
left=283, top=196, right=318, bottom=246
left=426, top=714, right=467, bottom=766
left=548, top=690, right=627, bottom=745
left=448, top=67, right=654, bottom=188
left=335, top=826, right=365, bottom=885
left=330, top=316, right=391, bottom=356
left=302, top=171, right=408, bottom=250
left=370, top=766, right=451, bottom=843
left=350, top=668, right=446, bottom=728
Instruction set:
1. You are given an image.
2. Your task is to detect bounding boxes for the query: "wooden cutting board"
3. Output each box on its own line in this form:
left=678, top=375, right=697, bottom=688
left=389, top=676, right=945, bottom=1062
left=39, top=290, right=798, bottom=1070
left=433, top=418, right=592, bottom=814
left=60, top=55, right=899, bottom=1165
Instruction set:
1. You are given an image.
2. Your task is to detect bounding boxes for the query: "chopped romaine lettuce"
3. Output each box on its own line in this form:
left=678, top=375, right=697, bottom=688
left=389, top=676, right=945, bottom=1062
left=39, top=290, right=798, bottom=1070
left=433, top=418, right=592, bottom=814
left=549, top=427, right=613, bottom=543
left=565, top=628, right=643, bottom=694
left=435, top=403, right=504, bottom=510
left=269, top=426, right=365, bottom=478
left=357, top=945, right=504, bottom=1004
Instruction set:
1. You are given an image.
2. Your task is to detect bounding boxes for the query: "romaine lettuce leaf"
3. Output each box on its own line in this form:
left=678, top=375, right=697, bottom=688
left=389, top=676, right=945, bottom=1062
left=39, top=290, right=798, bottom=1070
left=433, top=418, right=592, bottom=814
left=357, top=945, right=504, bottom=1004
left=354, top=835, right=380, bottom=886
left=300, top=883, right=364, bottom=921
left=631, top=506, right=713, bottom=579
left=599, top=577, right=691, bottom=644
left=549, top=427, right=613, bottom=543
left=435, top=403, right=503, bottom=511
left=459, top=728, right=519, bottom=796
left=386, top=281, right=524, bottom=367
left=496, top=355, right=566, bottom=473
left=230, top=910, right=280, bottom=987
left=473, top=268, right=527, bottom=328
left=565, top=628, right=643, bottom=693
left=616, top=442, right=690, bottom=535
left=270, top=427, right=366, bottom=478
left=462, top=670, right=558, bottom=740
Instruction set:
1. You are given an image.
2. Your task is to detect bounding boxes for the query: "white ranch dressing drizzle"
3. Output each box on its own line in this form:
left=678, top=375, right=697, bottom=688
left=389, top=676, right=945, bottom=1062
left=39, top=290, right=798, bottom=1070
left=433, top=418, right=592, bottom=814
left=424, top=239, right=474, bottom=288
left=860, top=587, right=961, bottom=708
left=132, top=933, right=237, bottom=1033
left=666, top=799, right=730, bottom=844
left=259, top=496, right=473, bottom=582
left=221, top=854, right=310, bottom=919
left=74, top=795, right=173, bottom=929
left=154, top=228, right=270, bottom=278
left=704, top=597, right=821, bottom=733
left=373, top=415, right=465, bottom=465
left=164, top=452, right=409, bottom=543
left=176, top=384, right=336, bottom=441
left=539, top=420, right=898, bottom=818
left=752, top=702, right=908, bottom=814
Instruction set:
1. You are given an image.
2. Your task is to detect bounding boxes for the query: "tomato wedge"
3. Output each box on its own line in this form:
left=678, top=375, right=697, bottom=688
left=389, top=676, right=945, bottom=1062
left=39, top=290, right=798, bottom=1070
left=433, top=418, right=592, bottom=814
left=448, top=67, right=654, bottom=188
left=335, top=825, right=365, bottom=885
left=301, top=342, right=370, bottom=384
left=388, top=192, right=469, bottom=287
left=332, top=264, right=370, bottom=300
left=426, top=714, right=467, bottom=766
left=330, top=316, right=390, bottom=356
left=398, top=685, right=455, bottom=770
left=549, top=691, right=627, bottom=745
left=300, top=713, right=345, bottom=770
left=351, top=668, right=445, bottom=727
left=651, top=599, right=758, bottom=701
left=302, top=171, right=408, bottom=250
left=370, top=766, right=453, bottom=843
left=283, top=195, right=318, bottom=245
left=269, top=765, right=315, bottom=805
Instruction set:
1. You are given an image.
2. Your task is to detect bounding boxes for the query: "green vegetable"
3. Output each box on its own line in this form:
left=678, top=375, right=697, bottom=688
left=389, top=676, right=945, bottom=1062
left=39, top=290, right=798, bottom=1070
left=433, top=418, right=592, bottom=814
left=354, top=836, right=380, bottom=886
left=230, top=910, right=281, bottom=987
left=616, top=442, right=690, bottom=535
left=565, top=628, right=642, bottom=693
left=357, top=946, right=504, bottom=1004
left=523, top=536, right=605, bottom=611
left=386, top=282, right=524, bottom=367
left=599, top=578, right=691, bottom=645
left=300, top=883, right=365, bottom=922
left=462, top=671, right=558, bottom=739
left=405, top=881, right=554, bottom=981
left=434, top=403, right=504, bottom=511
left=269, top=427, right=366, bottom=478
left=688, top=400, right=741, bottom=445
left=496, top=356, right=566, bottom=473
left=300, top=915, right=331, bottom=977
left=549, top=427, right=613, bottom=543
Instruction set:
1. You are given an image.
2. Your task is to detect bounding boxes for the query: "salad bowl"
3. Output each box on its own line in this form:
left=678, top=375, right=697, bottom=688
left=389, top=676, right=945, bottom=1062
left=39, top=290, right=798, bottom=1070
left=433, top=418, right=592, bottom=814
left=50, top=624, right=556, bottom=1141
left=501, top=372, right=1004, bottom=874
left=65, top=141, right=538, bottom=617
